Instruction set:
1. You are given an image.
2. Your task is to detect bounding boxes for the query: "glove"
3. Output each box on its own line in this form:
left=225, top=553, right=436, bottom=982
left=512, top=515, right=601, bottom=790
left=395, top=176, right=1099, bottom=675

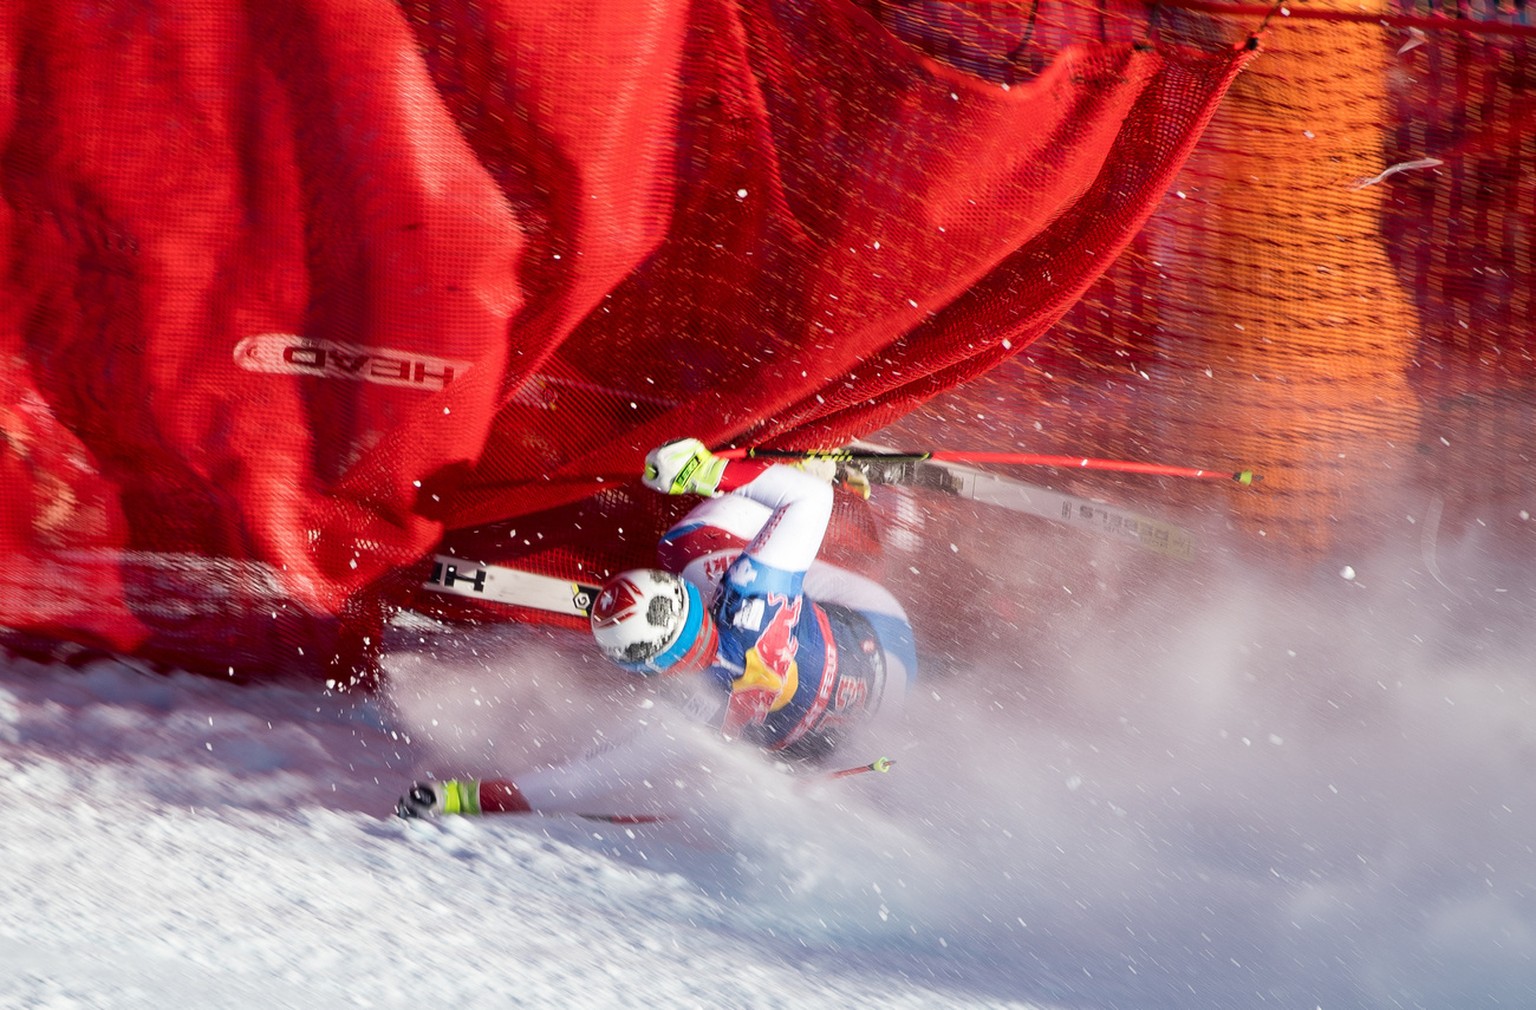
left=838, top=463, right=872, bottom=500
left=395, top=781, right=440, bottom=819
left=793, top=456, right=871, bottom=501
left=643, top=438, right=728, bottom=496
left=795, top=457, right=838, bottom=483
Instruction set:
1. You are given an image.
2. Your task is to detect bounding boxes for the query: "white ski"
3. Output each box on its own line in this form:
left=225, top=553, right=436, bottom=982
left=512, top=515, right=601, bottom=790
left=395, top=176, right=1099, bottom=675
left=422, top=554, right=602, bottom=617
left=852, top=441, right=1195, bottom=559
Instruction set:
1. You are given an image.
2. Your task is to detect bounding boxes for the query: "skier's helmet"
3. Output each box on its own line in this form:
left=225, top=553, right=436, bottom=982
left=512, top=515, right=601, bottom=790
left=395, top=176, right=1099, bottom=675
left=590, top=569, right=718, bottom=675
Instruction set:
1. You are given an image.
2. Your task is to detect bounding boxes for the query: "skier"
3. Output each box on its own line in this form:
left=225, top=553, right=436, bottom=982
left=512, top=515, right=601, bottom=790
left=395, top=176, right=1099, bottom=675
left=398, top=437, right=917, bottom=819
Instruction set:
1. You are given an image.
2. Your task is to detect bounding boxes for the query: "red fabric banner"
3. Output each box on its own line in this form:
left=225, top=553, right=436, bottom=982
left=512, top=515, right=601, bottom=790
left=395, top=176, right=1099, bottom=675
left=0, top=1, right=1252, bottom=678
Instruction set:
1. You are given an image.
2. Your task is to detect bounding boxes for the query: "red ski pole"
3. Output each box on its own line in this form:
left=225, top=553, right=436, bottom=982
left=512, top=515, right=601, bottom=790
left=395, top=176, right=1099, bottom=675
left=822, top=756, right=895, bottom=780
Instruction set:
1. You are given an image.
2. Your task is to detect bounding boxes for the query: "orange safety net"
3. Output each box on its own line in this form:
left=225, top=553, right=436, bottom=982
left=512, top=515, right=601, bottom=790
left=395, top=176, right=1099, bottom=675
left=0, top=1, right=1253, bottom=679
left=883, top=0, right=1536, bottom=571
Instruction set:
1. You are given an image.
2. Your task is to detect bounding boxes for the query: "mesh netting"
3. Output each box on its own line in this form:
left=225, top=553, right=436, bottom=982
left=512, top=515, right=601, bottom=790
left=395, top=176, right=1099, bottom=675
left=887, top=0, right=1536, bottom=568
left=3, top=0, right=1530, bottom=680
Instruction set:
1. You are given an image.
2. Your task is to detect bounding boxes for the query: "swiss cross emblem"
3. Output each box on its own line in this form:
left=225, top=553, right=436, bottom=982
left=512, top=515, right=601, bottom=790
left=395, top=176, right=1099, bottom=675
left=592, top=576, right=643, bottom=628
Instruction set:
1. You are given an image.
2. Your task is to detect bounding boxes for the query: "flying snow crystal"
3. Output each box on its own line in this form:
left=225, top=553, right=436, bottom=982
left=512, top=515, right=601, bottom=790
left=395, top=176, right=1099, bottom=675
left=1399, top=27, right=1428, bottom=54
left=1351, top=157, right=1443, bottom=189
left=1340, top=565, right=1356, bottom=580
left=735, top=188, right=747, bottom=199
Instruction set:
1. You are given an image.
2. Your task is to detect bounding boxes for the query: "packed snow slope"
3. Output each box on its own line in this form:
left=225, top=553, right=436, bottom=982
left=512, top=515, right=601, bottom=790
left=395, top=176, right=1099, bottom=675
left=2, top=500, right=1535, bottom=1009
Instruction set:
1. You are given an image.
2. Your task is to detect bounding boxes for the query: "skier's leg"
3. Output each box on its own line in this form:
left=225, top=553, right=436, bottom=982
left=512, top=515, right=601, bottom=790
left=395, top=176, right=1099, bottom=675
left=802, top=563, right=917, bottom=713
left=398, top=719, right=715, bottom=819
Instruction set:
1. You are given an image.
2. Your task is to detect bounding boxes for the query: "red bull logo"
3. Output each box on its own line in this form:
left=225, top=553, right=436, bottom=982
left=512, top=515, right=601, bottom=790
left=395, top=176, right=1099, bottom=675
left=752, top=592, right=801, bottom=676
left=723, top=592, right=803, bottom=736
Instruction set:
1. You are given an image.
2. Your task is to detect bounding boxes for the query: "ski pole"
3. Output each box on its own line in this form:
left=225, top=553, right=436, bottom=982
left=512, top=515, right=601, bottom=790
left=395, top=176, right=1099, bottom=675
left=584, top=759, right=893, bottom=815
left=719, top=447, right=1259, bottom=484
left=400, top=760, right=896, bottom=823
left=821, top=756, right=895, bottom=780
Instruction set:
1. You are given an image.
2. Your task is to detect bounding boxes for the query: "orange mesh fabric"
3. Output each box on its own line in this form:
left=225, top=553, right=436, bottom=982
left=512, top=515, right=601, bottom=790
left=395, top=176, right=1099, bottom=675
left=1065, top=0, right=1426, bottom=559
left=890, top=0, right=1536, bottom=568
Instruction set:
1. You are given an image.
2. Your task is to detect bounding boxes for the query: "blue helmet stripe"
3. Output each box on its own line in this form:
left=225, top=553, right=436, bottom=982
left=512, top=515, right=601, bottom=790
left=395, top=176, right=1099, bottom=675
left=648, top=580, right=704, bottom=673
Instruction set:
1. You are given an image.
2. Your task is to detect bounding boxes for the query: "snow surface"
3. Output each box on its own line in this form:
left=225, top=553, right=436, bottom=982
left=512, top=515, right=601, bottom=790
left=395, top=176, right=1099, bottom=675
left=3, top=510, right=1536, bottom=1009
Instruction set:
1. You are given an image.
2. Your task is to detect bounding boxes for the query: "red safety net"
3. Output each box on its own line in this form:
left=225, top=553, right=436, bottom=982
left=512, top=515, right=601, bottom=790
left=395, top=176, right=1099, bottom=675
left=12, top=0, right=1531, bottom=685
left=0, top=1, right=1254, bottom=681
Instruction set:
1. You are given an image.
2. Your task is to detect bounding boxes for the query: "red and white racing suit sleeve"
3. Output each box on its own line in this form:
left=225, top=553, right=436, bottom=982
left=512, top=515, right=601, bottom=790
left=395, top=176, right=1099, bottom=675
left=657, top=461, right=832, bottom=591
left=717, top=461, right=834, bottom=573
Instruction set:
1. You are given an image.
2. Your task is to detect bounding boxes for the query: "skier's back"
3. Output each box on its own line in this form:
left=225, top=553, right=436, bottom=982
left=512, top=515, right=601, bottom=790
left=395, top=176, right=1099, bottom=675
left=591, top=437, right=917, bottom=761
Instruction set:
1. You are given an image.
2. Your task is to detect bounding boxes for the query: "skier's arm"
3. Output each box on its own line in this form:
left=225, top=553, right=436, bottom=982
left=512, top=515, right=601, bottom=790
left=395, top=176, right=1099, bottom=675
left=644, top=438, right=832, bottom=573
left=727, top=462, right=832, bottom=575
